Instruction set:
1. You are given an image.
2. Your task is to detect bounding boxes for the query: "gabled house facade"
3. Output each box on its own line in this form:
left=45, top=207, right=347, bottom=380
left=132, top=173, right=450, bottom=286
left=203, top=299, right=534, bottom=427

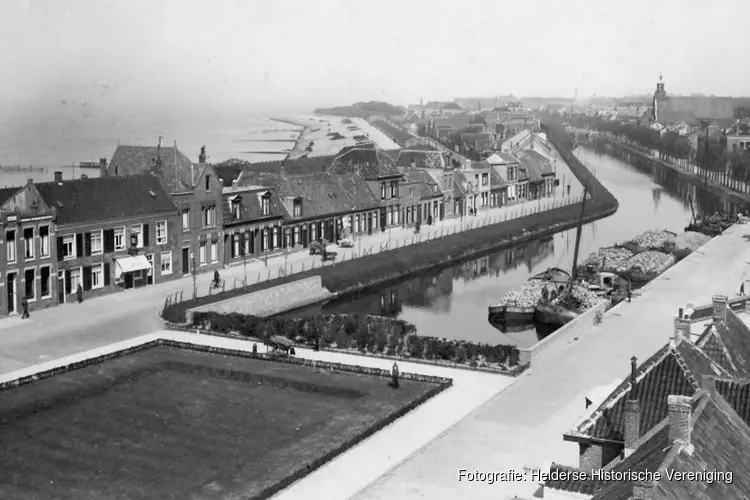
left=0, top=181, right=57, bottom=315
left=40, top=174, right=180, bottom=300
left=517, top=150, right=556, bottom=199
left=460, top=161, right=492, bottom=213
left=328, top=145, right=404, bottom=230
left=486, top=152, right=521, bottom=203
left=108, top=142, right=224, bottom=276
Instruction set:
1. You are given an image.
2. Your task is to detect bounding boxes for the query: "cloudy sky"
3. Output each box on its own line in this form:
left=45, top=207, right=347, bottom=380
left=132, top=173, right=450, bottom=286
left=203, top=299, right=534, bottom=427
left=2, top=0, right=748, bottom=113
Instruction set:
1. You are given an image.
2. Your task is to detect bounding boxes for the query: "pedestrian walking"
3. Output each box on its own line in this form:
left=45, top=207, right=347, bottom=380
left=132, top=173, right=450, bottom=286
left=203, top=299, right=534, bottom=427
left=627, top=286, right=632, bottom=303
left=76, top=284, right=83, bottom=303
left=741, top=282, right=745, bottom=296
left=252, top=343, right=258, bottom=354
left=21, top=296, right=29, bottom=319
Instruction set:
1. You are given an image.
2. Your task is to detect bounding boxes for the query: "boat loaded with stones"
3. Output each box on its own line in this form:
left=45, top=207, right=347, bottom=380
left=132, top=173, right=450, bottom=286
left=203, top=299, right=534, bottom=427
left=487, top=267, right=570, bottom=322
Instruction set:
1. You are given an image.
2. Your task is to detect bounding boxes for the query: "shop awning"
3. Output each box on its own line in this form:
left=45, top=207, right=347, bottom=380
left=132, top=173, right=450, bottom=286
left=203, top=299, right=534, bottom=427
left=115, top=254, right=151, bottom=279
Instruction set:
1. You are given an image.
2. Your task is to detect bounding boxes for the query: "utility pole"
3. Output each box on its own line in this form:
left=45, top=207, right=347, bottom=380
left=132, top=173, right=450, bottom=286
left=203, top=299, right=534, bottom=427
left=698, top=117, right=712, bottom=184
left=191, top=254, right=197, bottom=300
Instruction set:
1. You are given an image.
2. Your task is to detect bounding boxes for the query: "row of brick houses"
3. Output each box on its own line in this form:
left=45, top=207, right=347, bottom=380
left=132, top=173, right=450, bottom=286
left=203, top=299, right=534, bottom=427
left=1, top=135, right=557, bottom=316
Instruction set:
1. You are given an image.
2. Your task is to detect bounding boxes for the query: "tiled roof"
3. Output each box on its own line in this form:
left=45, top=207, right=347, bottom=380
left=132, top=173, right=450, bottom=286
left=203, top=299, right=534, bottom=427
left=329, top=173, right=380, bottom=211
left=36, top=175, right=176, bottom=226
left=713, top=310, right=750, bottom=376
left=108, top=145, right=195, bottom=193
left=395, top=150, right=446, bottom=169
left=486, top=152, right=519, bottom=165
left=0, top=187, right=19, bottom=206
left=221, top=187, right=285, bottom=226
left=544, top=463, right=602, bottom=495
left=715, top=379, right=750, bottom=425
left=328, top=144, right=402, bottom=179
left=520, top=150, right=555, bottom=176
left=573, top=341, right=718, bottom=442
left=453, top=171, right=467, bottom=197
left=518, top=156, right=543, bottom=183
left=490, top=168, right=509, bottom=188
left=698, top=330, right=737, bottom=373
left=404, top=169, right=443, bottom=200
left=213, top=156, right=337, bottom=187
left=238, top=171, right=369, bottom=219
left=589, top=425, right=672, bottom=500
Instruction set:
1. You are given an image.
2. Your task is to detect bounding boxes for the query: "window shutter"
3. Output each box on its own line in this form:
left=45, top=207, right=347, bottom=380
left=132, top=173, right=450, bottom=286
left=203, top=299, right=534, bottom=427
left=143, top=224, right=150, bottom=247
left=103, top=263, right=111, bottom=286
left=56, top=237, right=64, bottom=262
left=83, top=266, right=92, bottom=291
left=103, top=229, right=114, bottom=253
left=84, top=232, right=92, bottom=256
left=64, top=270, right=71, bottom=294
left=75, top=233, right=83, bottom=257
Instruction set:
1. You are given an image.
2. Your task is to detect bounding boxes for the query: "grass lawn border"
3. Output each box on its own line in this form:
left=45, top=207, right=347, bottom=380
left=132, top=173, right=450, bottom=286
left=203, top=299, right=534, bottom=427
left=0, top=337, right=451, bottom=500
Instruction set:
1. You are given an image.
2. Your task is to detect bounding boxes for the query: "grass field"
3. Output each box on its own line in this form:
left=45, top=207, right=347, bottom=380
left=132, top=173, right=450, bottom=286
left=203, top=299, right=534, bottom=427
left=0, top=346, right=437, bottom=500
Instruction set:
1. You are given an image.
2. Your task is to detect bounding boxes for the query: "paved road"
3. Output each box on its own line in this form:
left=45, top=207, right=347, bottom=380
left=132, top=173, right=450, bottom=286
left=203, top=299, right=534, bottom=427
left=350, top=223, right=750, bottom=499
left=0, top=190, right=582, bottom=375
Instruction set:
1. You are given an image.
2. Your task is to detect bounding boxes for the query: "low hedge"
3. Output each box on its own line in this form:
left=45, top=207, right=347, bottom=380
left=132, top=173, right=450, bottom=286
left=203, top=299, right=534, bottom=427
left=192, top=311, right=522, bottom=369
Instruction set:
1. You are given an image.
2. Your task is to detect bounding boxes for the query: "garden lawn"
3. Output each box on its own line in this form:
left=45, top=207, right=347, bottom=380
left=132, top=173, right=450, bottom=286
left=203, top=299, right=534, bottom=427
left=0, top=346, right=436, bottom=500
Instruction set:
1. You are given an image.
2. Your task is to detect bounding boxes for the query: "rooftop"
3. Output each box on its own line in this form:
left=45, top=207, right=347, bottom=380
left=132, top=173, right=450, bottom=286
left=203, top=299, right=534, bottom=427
left=108, top=144, right=197, bottom=194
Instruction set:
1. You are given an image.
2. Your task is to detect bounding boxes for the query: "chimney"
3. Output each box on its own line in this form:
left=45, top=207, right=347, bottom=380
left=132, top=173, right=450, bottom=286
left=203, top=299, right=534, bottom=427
left=700, top=374, right=717, bottom=395
left=667, top=395, right=693, bottom=448
left=280, top=161, right=286, bottom=177
left=712, top=295, right=728, bottom=324
left=232, top=179, right=239, bottom=188
left=54, top=171, right=63, bottom=183
left=673, top=315, right=691, bottom=343
left=199, top=145, right=206, bottom=164
left=99, top=158, right=107, bottom=178
left=632, top=480, right=654, bottom=500
left=624, top=356, right=640, bottom=457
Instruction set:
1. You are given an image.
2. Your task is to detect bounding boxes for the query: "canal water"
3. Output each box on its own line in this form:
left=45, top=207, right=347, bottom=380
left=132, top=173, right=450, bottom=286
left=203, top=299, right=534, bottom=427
left=284, top=147, right=749, bottom=348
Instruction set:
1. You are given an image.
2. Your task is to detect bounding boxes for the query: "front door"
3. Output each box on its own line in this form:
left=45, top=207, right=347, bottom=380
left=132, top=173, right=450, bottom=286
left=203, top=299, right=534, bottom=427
left=6, top=272, right=16, bottom=313
left=182, top=247, right=190, bottom=274
left=367, top=215, right=373, bottom=235
left=57, top=271, right=66, bottom=304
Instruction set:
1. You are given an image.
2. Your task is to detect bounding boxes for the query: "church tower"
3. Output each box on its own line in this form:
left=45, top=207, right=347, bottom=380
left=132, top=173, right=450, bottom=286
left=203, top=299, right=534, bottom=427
left=652, top=74, right=668, bottom=122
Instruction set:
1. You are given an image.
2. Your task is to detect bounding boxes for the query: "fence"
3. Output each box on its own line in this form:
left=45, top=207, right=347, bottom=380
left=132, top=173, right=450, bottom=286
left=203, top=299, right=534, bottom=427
left=163, top=194, right=584, bottom=310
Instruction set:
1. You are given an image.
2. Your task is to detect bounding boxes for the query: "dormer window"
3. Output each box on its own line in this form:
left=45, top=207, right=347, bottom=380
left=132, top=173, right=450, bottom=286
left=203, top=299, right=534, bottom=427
left=261, top=192, right=271, bottom=216
left=293, top=197, right=303, bottom=218
left=231, top=196, right=242, bottom=220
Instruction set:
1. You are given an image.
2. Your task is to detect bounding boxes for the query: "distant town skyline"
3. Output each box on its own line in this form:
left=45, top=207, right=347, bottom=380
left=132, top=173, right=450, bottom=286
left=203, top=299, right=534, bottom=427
left=2, top=0, right=749, bottom=117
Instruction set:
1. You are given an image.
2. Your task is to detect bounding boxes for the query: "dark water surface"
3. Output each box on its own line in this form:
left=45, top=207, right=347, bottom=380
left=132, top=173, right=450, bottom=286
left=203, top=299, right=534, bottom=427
left=284, top=148, right=748, bottom=348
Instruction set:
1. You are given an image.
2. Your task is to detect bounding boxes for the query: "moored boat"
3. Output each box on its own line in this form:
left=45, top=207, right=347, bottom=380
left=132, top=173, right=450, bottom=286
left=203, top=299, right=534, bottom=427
left=487, top=302, right=536, bottom=323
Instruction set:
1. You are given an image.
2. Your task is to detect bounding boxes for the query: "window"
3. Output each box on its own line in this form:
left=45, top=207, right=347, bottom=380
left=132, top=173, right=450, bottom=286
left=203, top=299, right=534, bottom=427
left=210, top=241, right=218, bottom=262
left=293, top=226, right=300, bottom=246
left=380, top=182, right=386, bottom=200
left=202, top=205, right=216, bottom=227
left=261, top=229, right=268, bottom=251
left=386, top=209, right=392, bottom=226
left=272, top=227, right=279, bottom=248
left=40, top=226, right=50, bottom=257
left=372, top=212, right=378, bottom=229
left=261, top=196, right=271, bottom=216
left=91, top=263, right=104, bottom=289
left=23, top=227, right=34, bottom=259
left=311, top=223, right=317, bottom=242
left=205, top=175, right=211, bottom=191
left=283, top=228, right=290, bottom=248
left=6, top=230, right=16, bottom=263
left=146, top=254, right=154, bottom=278
left=182, top=209, right=190, bottom=231
left=156, top=220, right=168, bottom=245
left=293, top=199, right=302, bottom=217
left=390, top=181, right=398, bottom=197
left=243, top=232, right=251, bottom=255
left=482, top=173, right=489, bottom=186
left=40, top=266, right=51, bottom=298
left=131, top=224, right=143, bottom=248
left=114, top=226, right=126, bottom=251
left=70, top=267, right=81, bottom=293
left=199, top=242, right=207, bottom=265
left=24, top=268, right=35, bottom=300
left=232, top=200, right=241, bottom=219
left=90, top=230, right=103, bottom=255
left=62, top=235, right=75, bottom=259
left=355, top=214, right=360, bottom=233
left=160, top=251, right=173, bottom=275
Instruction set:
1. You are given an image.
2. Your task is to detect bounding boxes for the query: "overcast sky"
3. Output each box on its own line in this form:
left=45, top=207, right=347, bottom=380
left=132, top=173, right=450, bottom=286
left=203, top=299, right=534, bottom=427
left=2, top=0, right=749, bottom=114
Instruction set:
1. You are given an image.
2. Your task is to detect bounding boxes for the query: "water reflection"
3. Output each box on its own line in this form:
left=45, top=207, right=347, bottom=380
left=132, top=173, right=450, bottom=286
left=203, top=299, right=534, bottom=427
left=286, top=148, right=747, bottom=349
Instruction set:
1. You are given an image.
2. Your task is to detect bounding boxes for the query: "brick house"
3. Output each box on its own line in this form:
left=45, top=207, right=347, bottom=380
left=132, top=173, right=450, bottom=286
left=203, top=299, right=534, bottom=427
left=107, top=142, right=224, bottom=276
left=486, top=152, right=521, bottom=203
left=401, top=169, right=444, bottom=225
left=460, top=161, right=492, bottom=214
left=221, top=180, right=285, bottom=264
left=328, top=144, right=404, bottom=229
left=0, top=181, right=57, bottom=315
left=237, top=171, right=380, bottom=248
left=517, top=150, right=556, bottom=198
left=489, top=169, right=509, bottom=207
left=39, top=173, right=179, bottom=302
